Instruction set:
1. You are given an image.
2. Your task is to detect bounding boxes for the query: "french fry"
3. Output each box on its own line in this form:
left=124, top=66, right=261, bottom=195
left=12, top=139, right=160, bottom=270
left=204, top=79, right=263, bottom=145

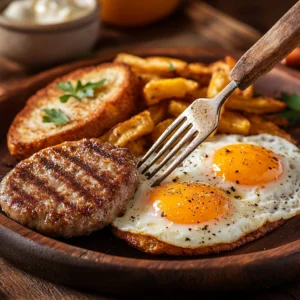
left=262, top=114, right=289, bottom=127
left=207, top=70, right=229, bottom=116
left=192, top=87, right=208, bottom=99
left=168, top=100, right=188, bottom=117
left=145, top=56, right=189, bottom=77
left=99, top=110, right=154, bottom=147
left=185, top=87, right=208, bottom=102
left=209, top=56, right=254, bottom=99
left=226, top=96, right=286, bottom=114
left=224, top=56, right=254, bottom=98
left=98, top=129, right=111, bottom=144
left=209, top=60, right=230, bottom=73
left=125, top=137, right=149, bottom=157
left=218, top=110, right=251, bottom=135
left=114, top=53, right=145, bottom=69
left=152, top=118, right=175, bottom=142
left=115, top=53, right=188, bottom=77
left=233, top=85, right=254, bottom=99
left=110, top=53, right=295, bottom=153
left=187, top=62, right=212, bottom=85
left=137, top=73, right=162, bottom=85
left=207, top=70, right=229, bottom=98
left=247, top=114, right=296, bottom=144
left=144, top=78, right=198, bottom=106
left=209, top=56, right=236, bottom=73
left=148, top=102, right=169, bottom=124
left=225, top=56, right=237, bottom=70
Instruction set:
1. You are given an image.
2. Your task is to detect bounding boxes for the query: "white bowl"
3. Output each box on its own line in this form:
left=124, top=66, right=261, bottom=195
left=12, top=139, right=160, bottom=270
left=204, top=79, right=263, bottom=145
left=0, top=0, right=100, bottom=67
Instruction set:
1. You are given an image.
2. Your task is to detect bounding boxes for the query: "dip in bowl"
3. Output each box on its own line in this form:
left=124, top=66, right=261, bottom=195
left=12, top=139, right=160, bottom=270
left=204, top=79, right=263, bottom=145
left=0, top=0, right=99, bottom=67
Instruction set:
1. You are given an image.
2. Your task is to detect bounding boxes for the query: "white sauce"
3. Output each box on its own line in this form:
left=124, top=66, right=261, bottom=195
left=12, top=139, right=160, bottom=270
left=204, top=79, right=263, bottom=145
left=2, top=0, right=96, bottom=24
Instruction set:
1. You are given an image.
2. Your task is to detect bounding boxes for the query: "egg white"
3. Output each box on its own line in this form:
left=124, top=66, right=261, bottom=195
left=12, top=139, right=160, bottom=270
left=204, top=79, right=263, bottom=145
left=113, top=134, right=300, bottom=248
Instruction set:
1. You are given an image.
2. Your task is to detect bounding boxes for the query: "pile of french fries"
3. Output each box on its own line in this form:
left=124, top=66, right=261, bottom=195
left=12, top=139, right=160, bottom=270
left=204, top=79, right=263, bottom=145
left=99, top=53, right=295, bottom=156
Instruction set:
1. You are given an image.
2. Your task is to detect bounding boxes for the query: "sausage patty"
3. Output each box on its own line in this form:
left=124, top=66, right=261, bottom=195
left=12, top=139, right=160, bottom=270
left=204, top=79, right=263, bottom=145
left=0, top=139, right=139, bottom=237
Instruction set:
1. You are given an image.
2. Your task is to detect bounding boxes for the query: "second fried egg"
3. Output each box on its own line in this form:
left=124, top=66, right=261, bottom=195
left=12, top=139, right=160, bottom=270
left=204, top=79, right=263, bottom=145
left=113, top=134, right=300, bottom=248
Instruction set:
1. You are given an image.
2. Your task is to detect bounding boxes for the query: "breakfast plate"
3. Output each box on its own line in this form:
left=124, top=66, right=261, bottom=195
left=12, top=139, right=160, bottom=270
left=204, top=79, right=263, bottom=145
left=0, top=47, right=299, bottom=294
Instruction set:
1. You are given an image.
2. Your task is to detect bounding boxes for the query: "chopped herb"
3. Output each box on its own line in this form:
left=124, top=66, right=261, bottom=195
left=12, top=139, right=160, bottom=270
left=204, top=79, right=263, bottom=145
left=281, top=92, right=300, bottom=110
left=43, top=108, right=70, bottom=125
left=169, top=62, right=175, bottom=71
left=277, top=93, right=300, bottom=125
left=277, top=110, right=300, bottom=126
left=42, top=109, right=69, bottom=125
left=56, top=79, right=106, bottom=103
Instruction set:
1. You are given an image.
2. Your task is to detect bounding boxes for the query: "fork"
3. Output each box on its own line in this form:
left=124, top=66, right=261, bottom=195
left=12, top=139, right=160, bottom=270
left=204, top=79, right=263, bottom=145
left=139, top=0, right=300, bottom=187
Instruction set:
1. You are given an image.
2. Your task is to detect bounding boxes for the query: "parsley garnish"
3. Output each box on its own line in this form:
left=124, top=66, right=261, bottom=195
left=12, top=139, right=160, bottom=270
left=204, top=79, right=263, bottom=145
left=56, top=79, right=106, bottom=103
left=169, top=62, right=175, bottom=71
left=281, top=93, right=300, bottom=110
left=278, top=93, right=300, bottom=125
left=42, top=109, right=69, bottom=125
left=277, top=110, right=300, bottom=126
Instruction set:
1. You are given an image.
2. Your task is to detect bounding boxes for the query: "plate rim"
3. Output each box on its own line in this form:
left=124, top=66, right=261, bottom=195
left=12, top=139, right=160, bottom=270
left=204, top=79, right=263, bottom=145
left=0, top=46, right=299, bottom=292
left=1, top=213, right=300, bottom=268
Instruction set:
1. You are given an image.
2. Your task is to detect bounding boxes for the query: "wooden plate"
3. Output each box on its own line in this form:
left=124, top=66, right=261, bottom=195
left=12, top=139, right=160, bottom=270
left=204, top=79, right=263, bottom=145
left=0, top=47, right=299, bottom=295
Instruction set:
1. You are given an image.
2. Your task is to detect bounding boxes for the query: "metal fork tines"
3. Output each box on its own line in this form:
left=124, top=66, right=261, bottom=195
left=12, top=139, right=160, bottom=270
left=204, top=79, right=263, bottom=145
left=138, top=81, right=238, bottom=187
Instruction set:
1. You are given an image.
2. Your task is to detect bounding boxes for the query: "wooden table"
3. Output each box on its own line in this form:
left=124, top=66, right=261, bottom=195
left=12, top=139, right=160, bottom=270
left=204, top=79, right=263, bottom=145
left=0, top=2, right=299, bottom=299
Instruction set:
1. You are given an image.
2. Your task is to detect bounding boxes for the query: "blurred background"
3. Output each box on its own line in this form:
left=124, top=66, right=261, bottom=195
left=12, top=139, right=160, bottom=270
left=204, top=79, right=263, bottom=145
left=100, top=0, right=298, bottom=31
left=206, top=0, right=297, bottom=31
left=0, top=0, right=299, bottom=94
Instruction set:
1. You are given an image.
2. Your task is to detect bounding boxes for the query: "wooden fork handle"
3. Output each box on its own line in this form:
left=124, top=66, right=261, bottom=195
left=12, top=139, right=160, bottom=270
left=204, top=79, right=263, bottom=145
left=230, top=0, right=300, bottom=90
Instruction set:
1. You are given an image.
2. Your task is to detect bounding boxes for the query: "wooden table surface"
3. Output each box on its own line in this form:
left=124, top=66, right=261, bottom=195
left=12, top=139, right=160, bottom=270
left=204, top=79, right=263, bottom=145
left=0, top=1, right=299, bottom=299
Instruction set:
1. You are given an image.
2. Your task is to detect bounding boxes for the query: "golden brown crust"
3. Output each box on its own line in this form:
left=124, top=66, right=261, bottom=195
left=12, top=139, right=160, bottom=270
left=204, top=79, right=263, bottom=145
left=112, top=219, right=285, bottom=256
left=8, top=63, right=139, bottom=160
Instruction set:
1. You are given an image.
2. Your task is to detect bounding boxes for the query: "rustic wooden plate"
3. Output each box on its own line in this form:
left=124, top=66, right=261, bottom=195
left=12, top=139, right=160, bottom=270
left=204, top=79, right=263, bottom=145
left=0, top=48, right=299, bottom=295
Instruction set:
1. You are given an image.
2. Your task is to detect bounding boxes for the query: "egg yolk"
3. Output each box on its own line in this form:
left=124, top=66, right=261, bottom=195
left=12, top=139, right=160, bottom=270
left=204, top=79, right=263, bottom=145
left=213, top=144, right=283, bottom=186
left=148, top=182, right=229, bottom=224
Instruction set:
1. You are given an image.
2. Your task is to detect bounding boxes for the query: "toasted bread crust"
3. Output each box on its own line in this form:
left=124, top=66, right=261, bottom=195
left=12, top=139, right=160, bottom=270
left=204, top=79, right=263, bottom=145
left=112, top=219, right=285, bottom=256
left=8, top=63, right=138, bottom=160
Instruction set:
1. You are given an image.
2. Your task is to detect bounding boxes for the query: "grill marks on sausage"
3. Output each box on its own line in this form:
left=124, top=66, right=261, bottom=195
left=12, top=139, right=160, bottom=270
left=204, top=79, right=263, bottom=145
left=39, top=156, right=105, bottom=207
left=17, top=168, right=64, bottom=203
left=6, top=144, right=129, bottom=215
left=84, top=140, right=136, bottom=186
left=8, top=180, right=38, bottom=209
left=52, top=148, right=117, bottom=190
left=16, top=168, right=76, bottom=210
left=85, top=140, right=126, bottom=166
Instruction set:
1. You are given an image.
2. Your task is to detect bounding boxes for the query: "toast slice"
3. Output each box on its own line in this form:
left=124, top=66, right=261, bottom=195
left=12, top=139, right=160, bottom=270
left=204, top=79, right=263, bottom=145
left=8, top=63, right=139, bottom=160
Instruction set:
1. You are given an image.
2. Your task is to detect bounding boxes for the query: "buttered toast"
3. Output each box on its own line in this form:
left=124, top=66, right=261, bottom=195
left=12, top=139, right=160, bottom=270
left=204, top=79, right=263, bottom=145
left=8, top=63, right=138, bottom=160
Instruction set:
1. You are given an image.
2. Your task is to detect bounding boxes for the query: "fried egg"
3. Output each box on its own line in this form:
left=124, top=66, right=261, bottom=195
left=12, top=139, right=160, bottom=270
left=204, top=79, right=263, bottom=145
left=112, top=134, right=300, bottom=251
